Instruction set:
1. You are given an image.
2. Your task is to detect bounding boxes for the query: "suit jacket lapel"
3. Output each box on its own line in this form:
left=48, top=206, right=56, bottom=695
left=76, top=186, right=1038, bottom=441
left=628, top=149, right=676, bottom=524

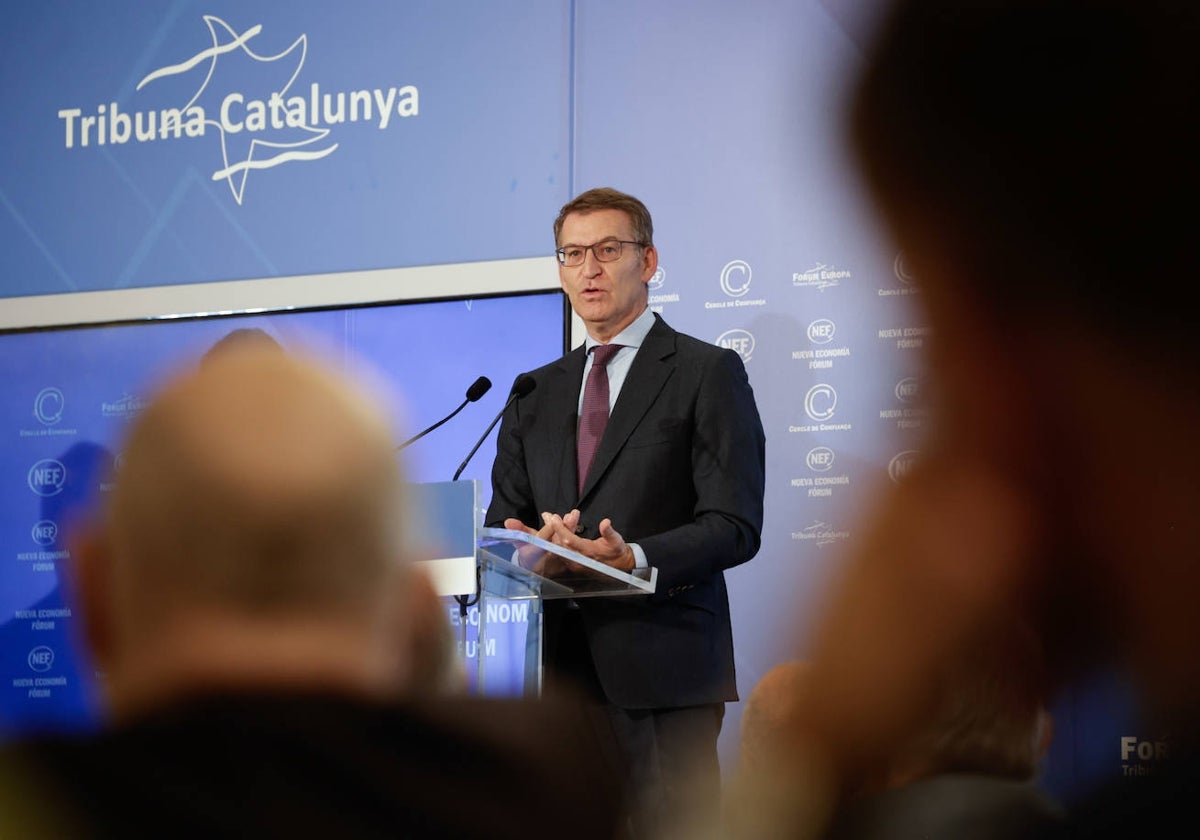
left=578, top=316, right=677, bottom=501
left=542, top=345, right=587, bottom=509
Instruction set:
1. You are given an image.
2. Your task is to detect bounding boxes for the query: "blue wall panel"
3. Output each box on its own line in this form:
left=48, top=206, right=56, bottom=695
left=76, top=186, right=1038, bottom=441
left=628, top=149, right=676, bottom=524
left=1, top=1, right=570, bottom=295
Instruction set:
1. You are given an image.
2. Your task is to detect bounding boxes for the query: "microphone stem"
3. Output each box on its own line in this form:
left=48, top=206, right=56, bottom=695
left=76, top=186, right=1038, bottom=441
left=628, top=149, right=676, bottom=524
left=396, top=398, right=468, bottom=451
left=452, top=393, right=516, bottom=480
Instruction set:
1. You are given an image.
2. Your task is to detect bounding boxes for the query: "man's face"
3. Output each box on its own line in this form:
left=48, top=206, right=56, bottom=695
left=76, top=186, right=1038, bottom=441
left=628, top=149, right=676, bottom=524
left=557, top=208, right=657, bottom=342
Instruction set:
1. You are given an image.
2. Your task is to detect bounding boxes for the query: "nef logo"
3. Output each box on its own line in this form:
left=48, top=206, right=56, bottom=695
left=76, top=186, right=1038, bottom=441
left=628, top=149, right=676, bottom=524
left=28, top=459, right=67, bottom=497
left=894, top=377, right=921, bottom=403
left=34, top=388, right=65, bottom=426
left=804, top=384, right=837, bottom=422
left=888, top=450, right=920, bottom=484
left=28, top=646, right=55, bottom=672
left=719, top=260, right=752, bottom=298
left=715, top=329, right=755, bottom=363
left=31, top=520, right=58, bottom=546
left=806, top=446, right=835, bottom=472
left=807, top=319, right=836, bottom=345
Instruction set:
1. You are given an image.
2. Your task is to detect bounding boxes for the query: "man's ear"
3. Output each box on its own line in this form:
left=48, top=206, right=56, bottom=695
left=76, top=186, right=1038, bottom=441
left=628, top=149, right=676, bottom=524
left=65, top=522, right=116, bottom=675
left=640, top=242, right=658, bottom=283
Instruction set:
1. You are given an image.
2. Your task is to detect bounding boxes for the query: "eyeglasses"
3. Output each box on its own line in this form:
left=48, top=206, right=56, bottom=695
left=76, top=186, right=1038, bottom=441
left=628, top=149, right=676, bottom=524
left=555, top=239, right=646, bottom=267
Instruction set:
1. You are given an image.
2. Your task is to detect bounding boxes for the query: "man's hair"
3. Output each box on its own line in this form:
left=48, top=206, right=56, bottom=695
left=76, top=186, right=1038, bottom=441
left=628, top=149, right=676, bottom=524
left=902, top=615, right=1051, bottom=783
left=849, top=0, right=1199, bottom=354
left=743, top=629, right=1049, bottom=787
left=553, top=187, right=654, bottom=248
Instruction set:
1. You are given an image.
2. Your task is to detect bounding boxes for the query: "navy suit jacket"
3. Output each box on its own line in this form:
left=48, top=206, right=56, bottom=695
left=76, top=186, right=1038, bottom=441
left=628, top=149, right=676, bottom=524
left=485, top=313, right=766, bottom=709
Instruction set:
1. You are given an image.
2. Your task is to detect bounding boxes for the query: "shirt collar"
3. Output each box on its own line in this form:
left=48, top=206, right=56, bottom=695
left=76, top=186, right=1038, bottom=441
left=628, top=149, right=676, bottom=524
left=584, top=306, right=654, bottom=353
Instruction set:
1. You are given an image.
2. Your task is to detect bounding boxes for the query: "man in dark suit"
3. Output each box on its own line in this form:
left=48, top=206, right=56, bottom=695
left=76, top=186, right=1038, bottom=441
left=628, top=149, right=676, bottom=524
left=485, top=187, right=766, bottom=835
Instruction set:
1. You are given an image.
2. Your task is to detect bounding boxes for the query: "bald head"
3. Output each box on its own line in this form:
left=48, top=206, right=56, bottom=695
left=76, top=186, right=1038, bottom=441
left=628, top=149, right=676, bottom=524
left=77, top=346, right=417, bottom=715
left=740, top=661, right=813, bottom=774
left=106, top=347, right=405, bottom=626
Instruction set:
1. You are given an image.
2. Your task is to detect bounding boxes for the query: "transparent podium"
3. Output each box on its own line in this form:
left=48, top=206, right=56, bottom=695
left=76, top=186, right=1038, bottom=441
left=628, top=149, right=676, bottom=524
left=475, top=526, right=657, bottom=697
left=409, top=480, right=657, bottom=698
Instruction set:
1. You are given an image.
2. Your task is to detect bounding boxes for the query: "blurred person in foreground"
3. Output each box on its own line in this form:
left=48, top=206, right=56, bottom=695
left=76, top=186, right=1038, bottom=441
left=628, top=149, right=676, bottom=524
left=818, top=613, right=1062, bottom=840
left=724, top=0, right=1200, bottom=837
left=0, top=346, right=623, bottom=839
left=736, top=616, right=1060, bottom=840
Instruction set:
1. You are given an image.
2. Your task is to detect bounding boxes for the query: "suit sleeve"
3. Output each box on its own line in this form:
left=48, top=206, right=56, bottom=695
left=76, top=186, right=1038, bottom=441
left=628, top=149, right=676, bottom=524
left=637, top=348, right=766, bottom=595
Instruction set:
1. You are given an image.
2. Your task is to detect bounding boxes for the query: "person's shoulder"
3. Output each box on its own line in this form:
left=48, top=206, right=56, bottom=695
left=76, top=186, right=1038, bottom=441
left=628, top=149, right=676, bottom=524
left=399, top=693, right=628, bottom=837
left=522, top=344, right=586, bottom=381
left=676, top=331, right=725, bottom=357
left=406, top=692, right=619, bottom=763
left=649, top=316, right=737, bottom=364
left=0, top=730, right=132, bottom=837
left=2, top=692, right=628, bottom=840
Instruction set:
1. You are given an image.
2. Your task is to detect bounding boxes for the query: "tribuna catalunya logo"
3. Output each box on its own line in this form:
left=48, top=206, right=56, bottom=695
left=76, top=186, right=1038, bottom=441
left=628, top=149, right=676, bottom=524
left=56, top=15, right=420, bottom=204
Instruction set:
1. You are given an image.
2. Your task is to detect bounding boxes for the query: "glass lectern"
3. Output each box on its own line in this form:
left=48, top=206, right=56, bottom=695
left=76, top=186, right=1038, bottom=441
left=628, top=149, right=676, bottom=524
left=409, top=481, right=657, bottom=697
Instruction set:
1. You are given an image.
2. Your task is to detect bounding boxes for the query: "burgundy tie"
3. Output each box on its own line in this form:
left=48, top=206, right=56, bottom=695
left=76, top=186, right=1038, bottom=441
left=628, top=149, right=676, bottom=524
left=577, top=343, right=623, bottom=494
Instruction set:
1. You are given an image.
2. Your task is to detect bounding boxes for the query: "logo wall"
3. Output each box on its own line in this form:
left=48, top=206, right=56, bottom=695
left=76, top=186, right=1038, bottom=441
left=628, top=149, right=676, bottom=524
left=57, top=15, right=421, bottom=204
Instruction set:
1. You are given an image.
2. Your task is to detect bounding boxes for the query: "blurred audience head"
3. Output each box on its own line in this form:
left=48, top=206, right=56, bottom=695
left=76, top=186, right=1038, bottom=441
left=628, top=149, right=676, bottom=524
left=72, top=345, right=428, bottom=719
left=740, top=613, right=1050, bottom=795
left=880, top=613, right=1052, bottom=789
left=740, top=660, right=813, bottom=776
left=851, top=0, right=1198, bottom=356
left=724, top=6, right=1200, bottom=837
left=847, top=0, right=1200, bottom=728
left=200, top=327, right=284, bottom=364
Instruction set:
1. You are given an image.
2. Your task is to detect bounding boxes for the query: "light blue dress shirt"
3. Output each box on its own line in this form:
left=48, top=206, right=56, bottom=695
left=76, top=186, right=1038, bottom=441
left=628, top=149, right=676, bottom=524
left=576, top=305, right=656, bottom=569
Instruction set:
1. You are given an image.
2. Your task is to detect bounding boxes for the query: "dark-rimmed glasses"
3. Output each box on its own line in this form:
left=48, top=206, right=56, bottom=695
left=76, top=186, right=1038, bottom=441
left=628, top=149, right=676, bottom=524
left=555, top=239, right=646, bottom=267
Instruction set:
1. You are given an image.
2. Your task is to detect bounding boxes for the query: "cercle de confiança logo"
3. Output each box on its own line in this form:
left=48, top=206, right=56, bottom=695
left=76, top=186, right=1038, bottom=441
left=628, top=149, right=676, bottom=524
left=57, top=15, right=420, bottom=204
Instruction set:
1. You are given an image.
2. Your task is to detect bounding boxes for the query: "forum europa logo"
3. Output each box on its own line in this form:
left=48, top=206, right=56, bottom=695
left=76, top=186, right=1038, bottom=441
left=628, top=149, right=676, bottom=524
left=57, top=15, right=420, bottom=204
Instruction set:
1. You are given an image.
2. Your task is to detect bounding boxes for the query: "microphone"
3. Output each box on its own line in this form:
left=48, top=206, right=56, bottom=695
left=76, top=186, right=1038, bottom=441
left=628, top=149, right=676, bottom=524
left=396, top=376, right=492, bottom=451
left=452, top=374, right=536, bottom=480
left=451, top=374, right=536, bottom=614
